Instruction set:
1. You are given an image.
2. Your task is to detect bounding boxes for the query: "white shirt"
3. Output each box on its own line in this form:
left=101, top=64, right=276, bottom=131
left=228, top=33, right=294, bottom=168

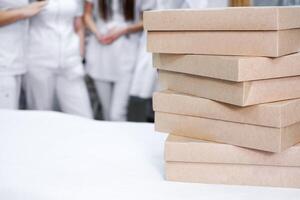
left=28, top=0, right=84, bottom=72
left=0, top=0, right=29, bottom=76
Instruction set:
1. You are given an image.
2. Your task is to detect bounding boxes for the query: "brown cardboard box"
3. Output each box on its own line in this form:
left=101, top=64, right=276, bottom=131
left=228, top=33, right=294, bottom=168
left=166, top=162, right=300, bottom=188
left=144, top=6, right=300, bottom=31
left=153, top=90, right=300, bottom=128
left=154, top=53, right=300, bottom=82
left=165, top=135, right=300, bottom=166
left=159, top=70, right=300, bottom=106
left=148, top=29, right=300, bottom=57
left=155, top=112, right=300, bottom=152
left=165, top=136, right=300, bottom=188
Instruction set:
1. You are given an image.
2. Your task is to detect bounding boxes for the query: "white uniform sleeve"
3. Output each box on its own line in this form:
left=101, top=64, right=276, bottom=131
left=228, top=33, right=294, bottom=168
left=185, top=0, right=208, bottom=8
left=135, top=0, right=156, bottom=20
left=76, top=0, right=84, bottom=16
left=140, top=0, right=157, bottom=11
left=157, top=0, right=188, bottom=9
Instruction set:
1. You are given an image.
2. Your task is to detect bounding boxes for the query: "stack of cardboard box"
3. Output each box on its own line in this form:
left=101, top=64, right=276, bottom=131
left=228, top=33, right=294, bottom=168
left=144, top=6, right=300, bottom=188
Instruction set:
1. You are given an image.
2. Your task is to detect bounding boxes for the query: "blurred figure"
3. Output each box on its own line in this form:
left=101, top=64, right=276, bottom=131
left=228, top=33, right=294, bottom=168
left=127, top=31, right=157, bottom=122
left=0, top=1, right=46, bottom=109
left=84, top=0, right=156, bottom=121
left=127, top=0, right=210, bottom=122
left=25, top=0, right=93, bottom=118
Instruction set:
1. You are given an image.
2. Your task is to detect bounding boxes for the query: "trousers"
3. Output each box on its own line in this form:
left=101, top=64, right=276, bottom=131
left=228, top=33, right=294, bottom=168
left=0, top=75, right=21, bottom=109
left=94, top=75, right=132, bottom=121
left=25, top=67, right=93, bottom=118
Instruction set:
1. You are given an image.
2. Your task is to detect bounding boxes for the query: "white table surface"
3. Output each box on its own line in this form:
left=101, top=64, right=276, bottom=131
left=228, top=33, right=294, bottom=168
left=0, top=110, right=299, bottom=200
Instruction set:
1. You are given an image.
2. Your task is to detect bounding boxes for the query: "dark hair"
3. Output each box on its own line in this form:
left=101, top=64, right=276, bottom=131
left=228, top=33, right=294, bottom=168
left=99, top=0, right=135, bottom=21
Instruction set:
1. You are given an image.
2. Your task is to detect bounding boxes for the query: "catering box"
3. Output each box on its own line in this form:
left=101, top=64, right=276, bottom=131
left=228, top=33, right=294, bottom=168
left=144, top=6, right=300, bottom=31
left=166, top=162, right=300, bottom=188
left=165, top=135, right=300, bottom=188
left=155, top=112, right=300, bottom=152
left=153, top=90, right=300, bottom=128
left=153, top=53, right=300, bottom=82
left=165, top=135, right=300, bottom=166
left=147, top=29, right=300, bottom=57
left=159, top=70, right=300, bottom=106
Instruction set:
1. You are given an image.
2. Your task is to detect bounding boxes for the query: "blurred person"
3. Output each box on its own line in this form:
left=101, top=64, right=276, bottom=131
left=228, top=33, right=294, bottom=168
left=127, top=31, right=157, bottom=122
left=127, top=0, right=210, bottom=122
left=84, top=0, right=156, bottom=121
left=0, top=1, right=46, bottom=109
left=25, top=0, right=93, bottom=118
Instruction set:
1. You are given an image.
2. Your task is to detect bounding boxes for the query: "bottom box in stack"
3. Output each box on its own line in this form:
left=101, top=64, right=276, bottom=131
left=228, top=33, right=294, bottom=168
left=165, top=135, right=300, bottom=188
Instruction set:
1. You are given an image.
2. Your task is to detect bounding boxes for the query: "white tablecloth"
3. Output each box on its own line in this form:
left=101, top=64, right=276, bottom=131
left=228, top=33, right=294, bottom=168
left=0, top=110, right=299, bottom=200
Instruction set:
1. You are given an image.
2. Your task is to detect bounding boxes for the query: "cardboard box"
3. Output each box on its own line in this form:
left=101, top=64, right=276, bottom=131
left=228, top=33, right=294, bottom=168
left=148, top=29, right=300, bottom=57
left=144, top=6, right=300, bottom=31
left=165, top=135, right=300, bottom=166
left=153, top=90, right=300, bottom=128
left=165, top=136, right=300, bottom=188
left=159, top=70, right=300, bottom=106
left=166, top=162, right=300, bottom=188
left=154, top=53, right=300, bottom=82
left=155, top=112, right=300, bottom=152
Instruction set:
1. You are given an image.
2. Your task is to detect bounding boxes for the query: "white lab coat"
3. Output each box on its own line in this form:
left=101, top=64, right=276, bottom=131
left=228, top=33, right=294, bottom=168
left=28, top=0, right=84, bottom=75
left=129, top=0, right=209, bottom=99
left=157, top=0, right=208, bottom=9
left=0, top=0, right=28, bottom=76
left=85, top=0, right=156, bottom=81
left=26, top=0, right=93, bottom=118
left=0, top=0, right=28, bottom=109
left=129, top=32, right=158, bottom=99
left=85, top=0, right=155, bottom=121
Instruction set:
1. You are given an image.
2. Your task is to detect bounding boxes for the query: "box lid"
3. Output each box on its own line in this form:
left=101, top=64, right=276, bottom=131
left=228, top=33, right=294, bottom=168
left=165, top=135, right=300, bottom=167
left=158, top=70, right=300, bottom=106
left=154, top=53, right=300, bottom=82
left=144, top=6, right=300, bottom=31
left=154, top=90, right=300, bottom=128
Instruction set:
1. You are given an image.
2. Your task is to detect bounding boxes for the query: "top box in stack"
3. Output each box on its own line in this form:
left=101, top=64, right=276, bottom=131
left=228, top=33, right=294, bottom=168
left=144, top=6, right=300, bottom=57
left=144, top=6, right=300, bottom=152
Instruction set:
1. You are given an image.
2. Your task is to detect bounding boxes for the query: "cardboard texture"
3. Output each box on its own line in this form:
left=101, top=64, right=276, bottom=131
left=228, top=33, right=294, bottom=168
left=153, top=90, right=300, bottom=128
left=153, top=53, right=300, bottom=82
left=165, top=135, right=300, bottom=166
left=144, top=6, right=300, bottom=31
left=155, top=112, right=300, bottom=152
left=159, top=70, right=300, bottom=106
left=147, top=29, right=300, bottom=57
left=165, top=162, right=300, bottom=188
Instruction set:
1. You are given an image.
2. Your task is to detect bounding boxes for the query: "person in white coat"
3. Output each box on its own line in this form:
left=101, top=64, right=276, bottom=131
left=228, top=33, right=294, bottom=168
left=25, top=0, right=93, bottom=118
left=0, top=1, right=46, bottom=109
left=127, top=0, right=209, bottom=122
left=127, top=30, right=157, bottom=122
left=84, top=0, right=156, bottom=121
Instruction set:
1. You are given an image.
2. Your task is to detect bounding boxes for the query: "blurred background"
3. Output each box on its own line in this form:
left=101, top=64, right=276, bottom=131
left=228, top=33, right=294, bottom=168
left=3, top=0, right=300, bottom=123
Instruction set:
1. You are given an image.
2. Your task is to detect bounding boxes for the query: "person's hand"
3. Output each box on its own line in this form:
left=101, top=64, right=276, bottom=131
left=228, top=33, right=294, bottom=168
left=100, top=28, right=128, bottom=45
left=95, top=32, right=104, bottom=44
left=19, top=1, right=48, bottom=18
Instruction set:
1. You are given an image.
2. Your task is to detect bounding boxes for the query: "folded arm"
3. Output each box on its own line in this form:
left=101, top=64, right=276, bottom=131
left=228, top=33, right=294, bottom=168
left=0, top=2, right=47, bottom=27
